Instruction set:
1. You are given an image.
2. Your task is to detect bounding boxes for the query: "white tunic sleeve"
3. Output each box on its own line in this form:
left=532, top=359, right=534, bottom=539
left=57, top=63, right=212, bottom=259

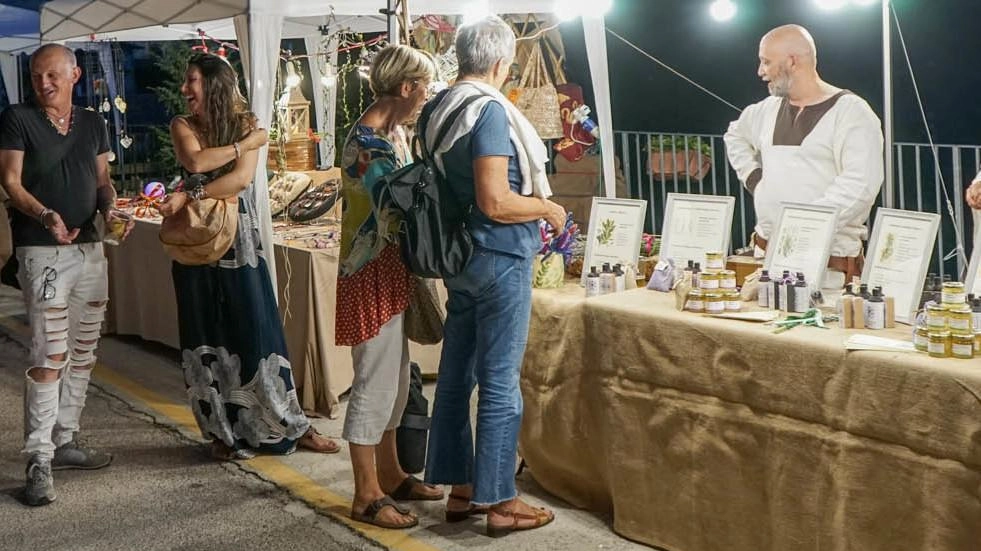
left=814, top=98, right=884, bottom=243
left=723, top=100, right=768, bottom=189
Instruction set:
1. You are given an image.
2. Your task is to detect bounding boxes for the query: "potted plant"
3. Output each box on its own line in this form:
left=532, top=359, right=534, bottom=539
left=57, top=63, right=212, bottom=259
left=648, top=136, right=713, bottom=181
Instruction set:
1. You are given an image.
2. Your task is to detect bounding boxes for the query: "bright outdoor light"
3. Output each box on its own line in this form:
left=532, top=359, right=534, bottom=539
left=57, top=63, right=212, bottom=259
left=852, top=0, right=879, bottom=5
left=709, top=0, right=737, bottom=22
left=814, top=0, right=848, bottom=9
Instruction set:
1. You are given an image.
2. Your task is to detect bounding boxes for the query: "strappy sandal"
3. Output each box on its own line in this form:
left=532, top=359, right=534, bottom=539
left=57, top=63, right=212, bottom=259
left=350, top=496, right=418, bottom=529
left=445, top=493, right=490, bottom=523
left=297, top=427, right=341, bottom=454
left=486, top=503, right=555, bottom=538
left=388, top=475, right=444, bottom=501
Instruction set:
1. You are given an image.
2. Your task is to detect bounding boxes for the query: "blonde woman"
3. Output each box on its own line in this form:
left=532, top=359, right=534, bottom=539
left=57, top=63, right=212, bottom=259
left=335, top=45, right=444, bottom=530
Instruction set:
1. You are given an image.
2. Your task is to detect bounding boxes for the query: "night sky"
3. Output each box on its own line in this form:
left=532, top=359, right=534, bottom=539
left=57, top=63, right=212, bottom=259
left=560, top=0, right=981, bottom=144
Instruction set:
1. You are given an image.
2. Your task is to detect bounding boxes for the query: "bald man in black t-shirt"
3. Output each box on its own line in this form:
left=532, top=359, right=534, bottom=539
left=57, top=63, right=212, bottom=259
left=0, top=44, right=133, bottom=507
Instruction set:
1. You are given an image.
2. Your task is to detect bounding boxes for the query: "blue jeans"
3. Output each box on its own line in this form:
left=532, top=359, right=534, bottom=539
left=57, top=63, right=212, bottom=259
left=424, top=248, right=533, bottom=505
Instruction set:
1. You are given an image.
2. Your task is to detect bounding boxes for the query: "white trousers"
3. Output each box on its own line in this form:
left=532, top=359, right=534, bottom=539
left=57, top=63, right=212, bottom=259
left=342, top=313, right=410, bottom=446
left=17, top=243, right=108, bottom=459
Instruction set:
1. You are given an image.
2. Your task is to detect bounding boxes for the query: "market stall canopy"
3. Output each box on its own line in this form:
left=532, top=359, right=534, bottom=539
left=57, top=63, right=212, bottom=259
left=2, top=0, right=618, bottom=292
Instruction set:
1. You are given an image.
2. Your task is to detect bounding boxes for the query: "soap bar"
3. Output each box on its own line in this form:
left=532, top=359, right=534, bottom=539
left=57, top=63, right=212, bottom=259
left=840, top=296, right=854, bottom=328
left=852, top=297, right=866, bottom=329
left=884, top=296, right=896, bottom=328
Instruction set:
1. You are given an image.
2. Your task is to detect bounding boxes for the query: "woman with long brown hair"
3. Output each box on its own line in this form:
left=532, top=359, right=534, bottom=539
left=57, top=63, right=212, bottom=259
left=159, top=52, right=338, bottom=460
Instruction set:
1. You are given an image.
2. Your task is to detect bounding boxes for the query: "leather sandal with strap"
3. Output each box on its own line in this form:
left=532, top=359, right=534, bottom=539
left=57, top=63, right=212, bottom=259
left=445, top=493, right=490, bottom=523
left=351, top=496, right=418, bottom=529
left=486, top=503, right=555, bottom=538
left=297, top=427, right=340, bottom=454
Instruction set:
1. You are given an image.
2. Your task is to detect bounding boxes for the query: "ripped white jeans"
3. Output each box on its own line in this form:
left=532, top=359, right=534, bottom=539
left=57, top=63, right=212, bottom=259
left=17, top=243, right=108, bottom=459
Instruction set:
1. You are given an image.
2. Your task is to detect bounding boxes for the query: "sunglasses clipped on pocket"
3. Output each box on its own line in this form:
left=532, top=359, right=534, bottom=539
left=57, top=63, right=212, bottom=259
left=41, top=266, right=57, bottom=301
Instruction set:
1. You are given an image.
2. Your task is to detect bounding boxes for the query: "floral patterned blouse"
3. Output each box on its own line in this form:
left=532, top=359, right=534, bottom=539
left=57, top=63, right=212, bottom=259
left=335, top=124, right=414, bottom=347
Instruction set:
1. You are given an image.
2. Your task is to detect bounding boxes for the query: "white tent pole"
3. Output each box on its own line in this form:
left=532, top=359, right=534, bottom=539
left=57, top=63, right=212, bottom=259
left=234, top=3, right=283, bottom=299
left=0, top=54, right=20, bottom=105
left=304, top=33, right=338, bottom=168
left=882, top=0, right=894, bottom=209
left=582, top=16, right=616, bottom=198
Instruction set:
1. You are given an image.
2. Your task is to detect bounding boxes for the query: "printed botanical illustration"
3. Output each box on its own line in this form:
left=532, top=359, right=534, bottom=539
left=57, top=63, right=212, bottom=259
left=879, top=232, right=896, bottom=263
left=778, top=225, right=799, bottom=257
left=597, top=218, right=616, bottom=246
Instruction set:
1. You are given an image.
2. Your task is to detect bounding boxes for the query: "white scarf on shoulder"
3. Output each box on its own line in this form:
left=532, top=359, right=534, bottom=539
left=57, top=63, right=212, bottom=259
left=423, top=80, right=552, bottom=198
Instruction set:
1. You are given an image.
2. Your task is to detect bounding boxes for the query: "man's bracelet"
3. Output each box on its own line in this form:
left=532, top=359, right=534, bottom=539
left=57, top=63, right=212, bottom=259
left=233, top=142, right=242, bottom=158
left=37, top=207, right=53, bottom=229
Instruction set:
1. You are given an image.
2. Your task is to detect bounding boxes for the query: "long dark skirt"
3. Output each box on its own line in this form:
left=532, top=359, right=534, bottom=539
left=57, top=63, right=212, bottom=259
left=172, top=256, right=309, bottom=454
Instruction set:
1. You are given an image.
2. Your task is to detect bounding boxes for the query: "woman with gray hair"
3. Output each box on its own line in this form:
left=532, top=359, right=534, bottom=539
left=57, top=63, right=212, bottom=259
left=421, top=15, right=564, bottom=537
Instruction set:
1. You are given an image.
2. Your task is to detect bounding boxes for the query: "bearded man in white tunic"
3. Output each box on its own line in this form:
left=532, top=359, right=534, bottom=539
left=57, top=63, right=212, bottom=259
left=724, top=24, right=883, bottom=294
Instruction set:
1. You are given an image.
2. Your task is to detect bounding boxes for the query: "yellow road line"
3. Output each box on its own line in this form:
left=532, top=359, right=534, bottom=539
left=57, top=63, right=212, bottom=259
left=0, top=314, right=441, bottom=551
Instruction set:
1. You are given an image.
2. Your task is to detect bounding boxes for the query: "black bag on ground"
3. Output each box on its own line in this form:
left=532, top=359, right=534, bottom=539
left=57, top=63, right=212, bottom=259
left=372, top=94, right=484, bottom=279
left=397, top=362, right=430, bottom=474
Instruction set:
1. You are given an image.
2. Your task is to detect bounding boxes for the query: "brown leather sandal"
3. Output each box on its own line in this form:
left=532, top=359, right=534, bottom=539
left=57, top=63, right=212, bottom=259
left=486, top=504, right=555, bottom=538
left=445, top=493, right=490, bottom=523
left=388, top=475, right=444, bottom=501
left=297, top=427, right=340, bottom=454
left=351, top=496, right=418, bottom=529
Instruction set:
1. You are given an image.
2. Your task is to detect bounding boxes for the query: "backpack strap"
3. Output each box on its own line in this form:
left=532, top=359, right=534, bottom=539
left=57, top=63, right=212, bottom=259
left=418, top=92, right=488, bottom=162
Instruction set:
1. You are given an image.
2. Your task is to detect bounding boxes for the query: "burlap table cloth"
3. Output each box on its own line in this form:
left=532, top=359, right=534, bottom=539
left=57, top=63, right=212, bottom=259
left=105, top=218, right=444, bottom=417
left=520, top=284, right=981, bottom=551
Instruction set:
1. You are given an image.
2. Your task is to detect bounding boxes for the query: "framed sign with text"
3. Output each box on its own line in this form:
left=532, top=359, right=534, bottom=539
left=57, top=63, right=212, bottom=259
left=862, top=208, right=940, bottom=324
left=763, top=203, right=838, bottom=290
left=581, top=197, right=648, bottom=285
left=658, top=193, right=736, bottom=267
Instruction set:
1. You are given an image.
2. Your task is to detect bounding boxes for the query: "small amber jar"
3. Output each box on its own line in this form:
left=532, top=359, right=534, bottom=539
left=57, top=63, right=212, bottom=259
left=928, top=331, right=951, bottom=358
left=926, top=304, right=948, bottom=329
left=913, top=325, right=930, bottom=352
left=975, top=332, right=981, bottom=354
left=686, top=289, right=704, bottom=312
left=947, top=306, right=973, bottom=335
left=952, top=333, right=975, bottom=359
left=699, top=271, right=720, bottom=290
left=719, top=270, right=737, bottom=289
left=704, top=292, right=725, bottom=314
left=942, top=281, right=966, bottom=305
left=723, top=289, right=742, bottom=311
left=704, top=252, right=725, bottom=270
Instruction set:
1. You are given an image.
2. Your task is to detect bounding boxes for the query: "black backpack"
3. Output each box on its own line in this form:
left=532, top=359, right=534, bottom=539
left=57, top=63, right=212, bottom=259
left=372, top=94, right=484, bottom=279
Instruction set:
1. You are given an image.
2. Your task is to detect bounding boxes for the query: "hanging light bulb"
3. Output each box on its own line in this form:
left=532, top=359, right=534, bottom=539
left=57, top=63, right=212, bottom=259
left=285, top=61, right=302, bottom=88
left=321, top=65, right=337, bottom=88
left=217, top=45, right=227, bottom=58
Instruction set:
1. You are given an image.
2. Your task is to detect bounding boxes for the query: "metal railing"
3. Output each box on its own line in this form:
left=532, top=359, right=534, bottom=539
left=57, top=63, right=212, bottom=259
left=613, top=131, right=976, bottom=279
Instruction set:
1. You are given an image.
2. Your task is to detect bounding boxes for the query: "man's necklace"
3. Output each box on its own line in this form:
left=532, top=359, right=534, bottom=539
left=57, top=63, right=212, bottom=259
left=42, top=106, right=73, bottom=132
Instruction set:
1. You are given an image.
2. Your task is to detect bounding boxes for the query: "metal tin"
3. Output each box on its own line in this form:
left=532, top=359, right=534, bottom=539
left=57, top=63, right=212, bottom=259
left=952, top=333, right=974, bottom=359
left=928, top=331, right=951, bottom=358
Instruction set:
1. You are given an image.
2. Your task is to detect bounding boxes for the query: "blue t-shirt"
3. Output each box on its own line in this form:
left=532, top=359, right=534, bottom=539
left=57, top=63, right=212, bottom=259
left=423, top=92, right=539, bottom=259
